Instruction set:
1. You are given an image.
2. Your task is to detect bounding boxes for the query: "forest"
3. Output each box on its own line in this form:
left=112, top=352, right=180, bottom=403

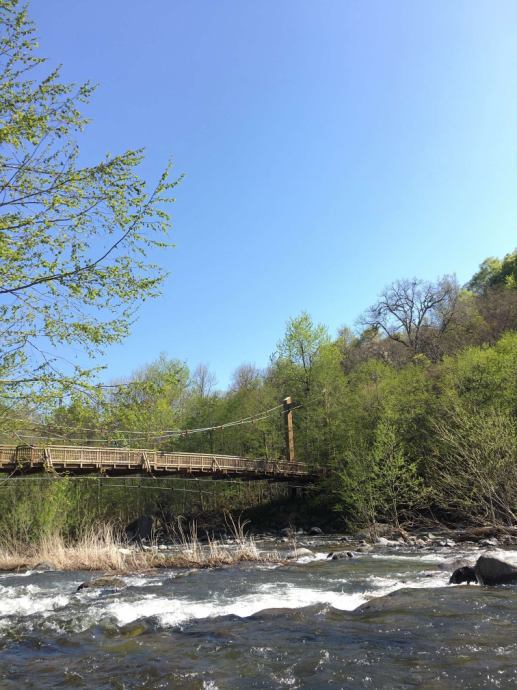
left=1, top=249, right=516, bottom=539
left=0, top=1, right=515, bottom=541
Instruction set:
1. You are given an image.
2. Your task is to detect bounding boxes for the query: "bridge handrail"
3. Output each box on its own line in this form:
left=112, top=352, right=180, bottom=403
left=0, top=444, right=312, bottom=477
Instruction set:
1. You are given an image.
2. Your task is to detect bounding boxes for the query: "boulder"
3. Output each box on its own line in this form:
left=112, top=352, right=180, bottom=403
left=375, top=536, right=398, bottom=546
left=474, top=556, right=517, bottom=586
left=327, top=551, right=354, bottom=560
left=449, top=556, right=517, bottom=586
left=285, top=548, right=314, bottom=559
left=309, top=527, right=323, bottom=535
left=280, top=527, right=294, bottom=538
left=77, top=576, right=126, bottom=592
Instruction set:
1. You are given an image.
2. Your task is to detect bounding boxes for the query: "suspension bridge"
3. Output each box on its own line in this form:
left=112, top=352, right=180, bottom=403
left=0, top=397, right=319, bottom=482
left=0, top=445, right=313, bottom=480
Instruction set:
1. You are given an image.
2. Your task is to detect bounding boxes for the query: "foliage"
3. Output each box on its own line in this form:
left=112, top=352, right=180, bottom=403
left=467, top=249, right=517, bottom=293
left=2, top=240, right=517, bottom=534
left=431, top=405, right=517, bottom=526
left=0, top=1, right=179, bottom=403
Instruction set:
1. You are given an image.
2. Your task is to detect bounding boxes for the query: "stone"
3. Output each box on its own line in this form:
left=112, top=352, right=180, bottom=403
left=34, top=562, right=54, bottom=571
left=309, top=527, right=323, bottom=535
left=280, top=527, right=294, bottom=538
left=77, top=576, right=126, bottom=592
left=327, top=551, right=354, bottom=560
left=474, top=556, right=517, bottom=586
left=449, top=556, right=517, bottom=586
left=355, top=545, right=373, bottom=553
left=286, top=548, right=313, bottom=559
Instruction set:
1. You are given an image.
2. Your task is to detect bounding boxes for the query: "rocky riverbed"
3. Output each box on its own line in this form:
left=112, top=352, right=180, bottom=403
left=0, top=532, right=516, bottom=688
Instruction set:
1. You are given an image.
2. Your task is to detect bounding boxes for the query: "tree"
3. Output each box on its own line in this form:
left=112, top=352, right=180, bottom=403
left=230, top=363, right=262, bottom=392
left=467, top=249, right=517, bottom=293
left=431, top=405, right=517, bottom=526
left=0, top=2, right=179, bottom=403
left=274, top=311, right=329, bottom=395
left=191, top=364, right=217, bottom=398
left=359, top=276, right=460, bottom=361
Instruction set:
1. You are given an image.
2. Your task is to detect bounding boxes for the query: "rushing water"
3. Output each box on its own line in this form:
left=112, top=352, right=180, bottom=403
left=0, top=538, right=516, bottom=689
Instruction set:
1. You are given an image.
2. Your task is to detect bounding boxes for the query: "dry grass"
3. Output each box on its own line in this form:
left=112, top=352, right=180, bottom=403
left=0, top=517, right=278, bottom=572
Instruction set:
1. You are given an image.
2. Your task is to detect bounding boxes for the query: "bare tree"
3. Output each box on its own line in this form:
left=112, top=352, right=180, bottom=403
left=230, top=363, right=262, bottom=392
left=359, top=276, right=460, bottom=361
left=191, top=364, right=217, bottom=398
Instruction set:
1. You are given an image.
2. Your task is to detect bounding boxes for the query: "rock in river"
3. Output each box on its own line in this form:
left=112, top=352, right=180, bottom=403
left=77, top=576, right=126, bottom=592
left=449, top=556, right=517, bottom=586
left=285, top=548, right=314, bottom=559
left=328, top=551, right=354, bottom=560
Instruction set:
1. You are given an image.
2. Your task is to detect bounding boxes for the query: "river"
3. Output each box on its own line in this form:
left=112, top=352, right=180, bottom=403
left=0, top=537, right=516, bottom=688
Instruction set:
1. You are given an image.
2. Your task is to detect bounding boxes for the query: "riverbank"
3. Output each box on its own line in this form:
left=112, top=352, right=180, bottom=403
left=0, top=524, right=278, bottom=573
left=2, top=519, right=517, bottom=574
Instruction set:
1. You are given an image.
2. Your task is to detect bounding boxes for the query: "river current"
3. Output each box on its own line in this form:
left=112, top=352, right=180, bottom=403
left=0, top=537, right=516, bottom=689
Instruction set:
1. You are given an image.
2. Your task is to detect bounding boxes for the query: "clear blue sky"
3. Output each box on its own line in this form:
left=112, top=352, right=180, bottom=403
left=32, top=1, right=517, bottom=388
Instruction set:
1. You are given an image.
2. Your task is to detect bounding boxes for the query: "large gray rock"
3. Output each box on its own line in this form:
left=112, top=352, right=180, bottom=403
left=77, top=576, right=126, bottom=592
left=474, top=556, right=517, bottom=586
left=327, top=551, right=354, bottom=560
left=449, top=556, right=517, bottom=586
left=286, top=548, right=314, bottom=559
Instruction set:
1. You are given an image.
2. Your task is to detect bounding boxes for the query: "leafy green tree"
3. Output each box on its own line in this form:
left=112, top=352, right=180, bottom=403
left=431, top=405, right=517, bottom=526
left=467, top=250, right=517, bottom=293
left=105, top=356, right=189, bottom=447
left=439, top=332, right=517, bottom=414
left=271, top=312, right=331, bottom=461
left=274, top=312, right=330, bottom=395
left=370, top=418, right=426, bottom=527
left=0, top=1, right=179, bottom=403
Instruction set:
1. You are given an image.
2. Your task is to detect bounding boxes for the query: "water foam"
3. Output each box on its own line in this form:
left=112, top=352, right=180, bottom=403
left=100, top=584, right=368, bottom=628
left=0, top=583, right=69, bottom=618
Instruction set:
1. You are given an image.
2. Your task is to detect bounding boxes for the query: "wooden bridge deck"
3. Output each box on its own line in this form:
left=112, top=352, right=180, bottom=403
left=0, top=445, right=315, bottom=481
